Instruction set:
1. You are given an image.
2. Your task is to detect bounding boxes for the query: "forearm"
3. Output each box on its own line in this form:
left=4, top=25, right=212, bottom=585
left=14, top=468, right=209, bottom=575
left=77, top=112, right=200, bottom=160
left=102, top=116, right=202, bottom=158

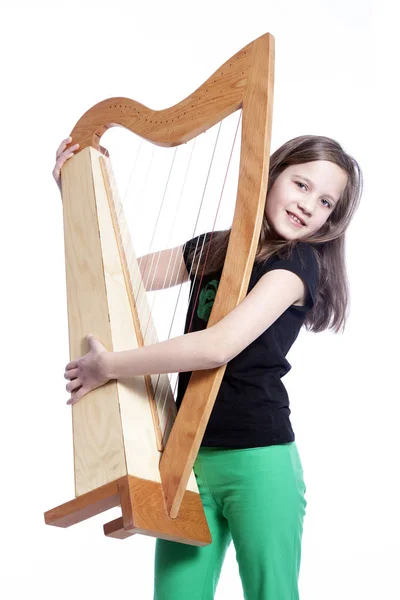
left=104, top=328, right=223, bottom=379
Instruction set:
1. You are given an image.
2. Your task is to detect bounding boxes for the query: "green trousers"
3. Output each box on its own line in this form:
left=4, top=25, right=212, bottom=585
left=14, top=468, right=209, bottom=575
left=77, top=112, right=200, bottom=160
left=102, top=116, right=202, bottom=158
left=154, top=442, right=307, bottom=600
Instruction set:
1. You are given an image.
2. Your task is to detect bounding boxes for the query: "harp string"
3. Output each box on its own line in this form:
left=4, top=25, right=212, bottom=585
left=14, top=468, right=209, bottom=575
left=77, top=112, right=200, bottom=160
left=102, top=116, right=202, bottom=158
left=186, top=111, right=242, bottom=336
left=147, top=122, right=221, bottom=383
left=160, top=112, right=242, bottom=445
left=120, top=123, right=221, bottom=352
left=102, top=132, right=216, bottom=440
left=133, top=124, right=222, bottom=433
left=149, top=121, right=226, bottom=425
left=126, top=148, right=175, bottom=306
left=143, top=141, right=198, bottom=415
left=108, top=139, right=176, bottom=349
left=104, top=151, right=175, bottom=444
left=136, top=148, right=179, bottom=344
left=122, top=138, right=143, bottom=205
left=144, top=140, right=196, bottom=297
left=106, top=134, right=155, bottom=342
left=130, top=141, right=198, bottom=423
left=104, top=112, right=241, bottom=445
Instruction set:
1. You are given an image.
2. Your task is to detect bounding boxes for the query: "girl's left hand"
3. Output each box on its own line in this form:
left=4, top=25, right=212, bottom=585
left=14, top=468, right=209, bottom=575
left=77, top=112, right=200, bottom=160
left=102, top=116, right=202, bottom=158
left=64, top=335, right=110, bottom=405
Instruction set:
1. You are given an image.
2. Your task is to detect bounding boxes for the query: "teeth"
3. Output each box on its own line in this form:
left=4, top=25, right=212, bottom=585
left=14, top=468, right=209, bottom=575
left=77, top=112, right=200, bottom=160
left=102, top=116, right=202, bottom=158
left=288, top=212, right=303, bottom=225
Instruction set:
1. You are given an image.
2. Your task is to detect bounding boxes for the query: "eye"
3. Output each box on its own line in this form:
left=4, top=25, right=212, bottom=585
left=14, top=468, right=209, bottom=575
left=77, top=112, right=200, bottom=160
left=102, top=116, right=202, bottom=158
left=321, top=198, right=332, bottom=209
left=295, top=181, right=333, bottom=209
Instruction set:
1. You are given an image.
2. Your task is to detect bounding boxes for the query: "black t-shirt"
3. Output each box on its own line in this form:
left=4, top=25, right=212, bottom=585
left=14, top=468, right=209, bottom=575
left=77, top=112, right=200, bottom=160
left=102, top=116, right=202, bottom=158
left=176, top=232, right=319, bottom=448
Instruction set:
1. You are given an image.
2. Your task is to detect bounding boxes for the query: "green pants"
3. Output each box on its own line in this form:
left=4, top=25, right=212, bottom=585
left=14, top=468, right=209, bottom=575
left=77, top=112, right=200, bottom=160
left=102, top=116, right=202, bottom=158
left=154, top=442, right=307, bottom=599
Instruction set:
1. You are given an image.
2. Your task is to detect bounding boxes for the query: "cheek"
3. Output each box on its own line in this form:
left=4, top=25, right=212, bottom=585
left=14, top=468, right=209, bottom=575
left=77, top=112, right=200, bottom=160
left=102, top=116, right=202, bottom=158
left=311, top=214, right=330, bottom=233
left=265, top=190, right=281, bottom=215
left=264, top=201, right=275, bottom=222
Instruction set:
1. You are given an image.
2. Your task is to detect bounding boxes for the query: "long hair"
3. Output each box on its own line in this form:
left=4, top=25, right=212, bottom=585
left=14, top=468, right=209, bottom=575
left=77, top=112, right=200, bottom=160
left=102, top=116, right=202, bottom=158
left=186, top=135, right=363, bottom=334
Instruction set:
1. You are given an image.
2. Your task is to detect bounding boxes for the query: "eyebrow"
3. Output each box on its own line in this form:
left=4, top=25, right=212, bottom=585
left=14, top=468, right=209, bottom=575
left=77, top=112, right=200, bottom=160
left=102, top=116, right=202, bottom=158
left=293, top=174, right=338, bottom=204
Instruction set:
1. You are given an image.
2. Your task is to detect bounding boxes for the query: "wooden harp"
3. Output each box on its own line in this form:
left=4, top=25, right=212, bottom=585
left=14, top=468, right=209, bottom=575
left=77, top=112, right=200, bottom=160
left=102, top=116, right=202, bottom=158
left=44, top=33, right=274, bottom=545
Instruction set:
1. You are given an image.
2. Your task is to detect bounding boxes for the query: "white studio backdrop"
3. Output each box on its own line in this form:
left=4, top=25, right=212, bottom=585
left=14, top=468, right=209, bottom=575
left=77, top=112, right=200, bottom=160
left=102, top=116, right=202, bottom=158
left=0, top=1, right=398, bottom=599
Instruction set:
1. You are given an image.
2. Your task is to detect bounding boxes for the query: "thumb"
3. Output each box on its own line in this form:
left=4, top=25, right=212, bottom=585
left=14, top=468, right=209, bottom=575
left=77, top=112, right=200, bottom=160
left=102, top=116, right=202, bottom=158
left=87, top=333, right=97, bottom=349
left=87, top=334, right=105, bottom=352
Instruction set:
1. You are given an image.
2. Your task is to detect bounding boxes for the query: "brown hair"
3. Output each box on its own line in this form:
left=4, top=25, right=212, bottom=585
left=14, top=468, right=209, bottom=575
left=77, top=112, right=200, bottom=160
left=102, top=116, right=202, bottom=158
left=186, top=135, right=363, bottom=334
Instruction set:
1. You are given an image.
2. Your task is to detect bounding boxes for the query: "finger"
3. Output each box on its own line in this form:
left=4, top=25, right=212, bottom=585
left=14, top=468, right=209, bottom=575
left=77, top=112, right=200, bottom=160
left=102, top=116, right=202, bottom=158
left=64, top=368, right=79, bottom=380
left=52, top=158, right=66, bottom=182
left=56, top=136, right=72, bottom=159
left=56, top=147, right=79, bottom=168
left=52, top=156, right=70, bottom=180
left=67, top=394, right=79, bottom=406
left=65, top=360, right=78, bottom=370
left=56, top=141, right=79, bottom=161
left=66, top=381, right=81, bottom=393
left=67, top=387, right=87, bottom=406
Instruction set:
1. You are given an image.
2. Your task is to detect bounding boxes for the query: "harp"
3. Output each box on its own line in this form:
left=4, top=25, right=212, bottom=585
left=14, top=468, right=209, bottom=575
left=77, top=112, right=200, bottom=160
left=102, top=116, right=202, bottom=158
left=44, top=33, right=274, bottom=545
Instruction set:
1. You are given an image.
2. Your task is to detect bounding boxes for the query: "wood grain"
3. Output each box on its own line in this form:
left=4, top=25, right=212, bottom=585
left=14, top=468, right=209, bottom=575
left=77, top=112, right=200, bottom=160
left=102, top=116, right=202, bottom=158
left=46, top=476, right=211, bottom=545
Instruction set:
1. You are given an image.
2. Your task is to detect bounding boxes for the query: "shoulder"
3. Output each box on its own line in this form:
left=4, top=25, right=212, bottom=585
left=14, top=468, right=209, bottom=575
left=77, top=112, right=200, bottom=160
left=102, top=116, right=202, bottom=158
left=182, top=231, right=215, bottom=263
left=257, top=242, right=319, bottom=311
left=261, top=242, right=319, bottom=279
left=289, top=242, right=319, bottom=285
left=292, top=241, right=319, bottom=267
left=210, top=266, right=308, bottom=363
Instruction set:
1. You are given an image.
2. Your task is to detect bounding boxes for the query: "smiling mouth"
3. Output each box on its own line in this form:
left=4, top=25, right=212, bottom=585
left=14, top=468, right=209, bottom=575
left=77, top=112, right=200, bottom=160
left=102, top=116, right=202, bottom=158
left=286, top=211, right=306, bottom=227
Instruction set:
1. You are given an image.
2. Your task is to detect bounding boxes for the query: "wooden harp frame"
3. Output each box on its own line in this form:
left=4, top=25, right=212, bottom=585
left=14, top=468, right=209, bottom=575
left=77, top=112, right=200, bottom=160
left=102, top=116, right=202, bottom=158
left=44, top=33, right=274, bottom=545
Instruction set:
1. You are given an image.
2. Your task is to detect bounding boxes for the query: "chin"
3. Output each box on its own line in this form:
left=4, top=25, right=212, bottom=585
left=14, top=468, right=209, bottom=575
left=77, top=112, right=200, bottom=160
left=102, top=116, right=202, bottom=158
left=268, top=223, right=294, bottom=242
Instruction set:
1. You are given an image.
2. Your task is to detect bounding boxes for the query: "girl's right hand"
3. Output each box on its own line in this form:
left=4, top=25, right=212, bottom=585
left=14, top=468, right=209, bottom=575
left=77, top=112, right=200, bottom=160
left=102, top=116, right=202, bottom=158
left=53, top=136, right=79, bottom=191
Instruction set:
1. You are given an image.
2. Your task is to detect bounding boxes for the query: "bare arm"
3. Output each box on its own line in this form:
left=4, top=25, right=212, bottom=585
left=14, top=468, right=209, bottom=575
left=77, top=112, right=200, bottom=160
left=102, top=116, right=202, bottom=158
left=138, top=245, right=189, bottom=291
left=65, top=268, right=306, bottom=404
left=103, top=268, right=305, bottom=376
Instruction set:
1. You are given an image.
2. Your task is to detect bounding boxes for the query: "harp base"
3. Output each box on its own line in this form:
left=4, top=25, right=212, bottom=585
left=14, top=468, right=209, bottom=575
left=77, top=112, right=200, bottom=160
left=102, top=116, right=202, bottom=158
left=44, top=474, right=212, bottom=547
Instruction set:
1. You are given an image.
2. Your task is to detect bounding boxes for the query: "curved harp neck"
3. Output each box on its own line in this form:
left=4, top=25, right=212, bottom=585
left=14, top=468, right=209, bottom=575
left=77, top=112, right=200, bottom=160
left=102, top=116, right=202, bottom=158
left=69, top=33, right=273, bottom=151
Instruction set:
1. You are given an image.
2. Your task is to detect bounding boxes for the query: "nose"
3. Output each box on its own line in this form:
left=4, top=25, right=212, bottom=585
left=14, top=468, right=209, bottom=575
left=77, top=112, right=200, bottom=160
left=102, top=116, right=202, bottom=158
left=297, top=199, right=313, bottom=218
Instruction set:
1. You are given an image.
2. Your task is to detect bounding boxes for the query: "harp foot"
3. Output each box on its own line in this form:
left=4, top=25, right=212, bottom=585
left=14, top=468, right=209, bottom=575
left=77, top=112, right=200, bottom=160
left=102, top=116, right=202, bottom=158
left=44, top=479, right=120, bottom=528
left=103, top=517, right=136, bottom=539
left=44, top=475, right=211, bottom=546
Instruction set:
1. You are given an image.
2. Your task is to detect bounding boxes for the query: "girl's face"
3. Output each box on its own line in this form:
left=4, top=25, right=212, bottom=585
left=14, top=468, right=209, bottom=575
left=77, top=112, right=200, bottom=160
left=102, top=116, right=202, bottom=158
left=265, top=161, right=348, bottom=240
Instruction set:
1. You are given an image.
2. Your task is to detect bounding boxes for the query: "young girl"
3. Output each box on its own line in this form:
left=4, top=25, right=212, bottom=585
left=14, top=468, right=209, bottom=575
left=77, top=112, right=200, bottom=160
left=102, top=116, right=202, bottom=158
left=53, top=134, right=362, bottom=600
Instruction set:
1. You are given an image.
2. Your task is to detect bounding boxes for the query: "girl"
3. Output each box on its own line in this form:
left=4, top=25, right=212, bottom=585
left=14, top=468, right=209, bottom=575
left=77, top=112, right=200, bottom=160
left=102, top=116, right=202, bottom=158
left=53, top=134, right=362, bottom=599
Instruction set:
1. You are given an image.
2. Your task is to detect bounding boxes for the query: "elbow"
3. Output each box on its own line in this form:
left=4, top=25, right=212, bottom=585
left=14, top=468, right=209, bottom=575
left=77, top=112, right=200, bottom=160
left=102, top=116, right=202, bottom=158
left=210, top=350, right=227, bottom=369
left=207, top=331, right=233, bottom=368
left=201, top=345, right=225, bottom=370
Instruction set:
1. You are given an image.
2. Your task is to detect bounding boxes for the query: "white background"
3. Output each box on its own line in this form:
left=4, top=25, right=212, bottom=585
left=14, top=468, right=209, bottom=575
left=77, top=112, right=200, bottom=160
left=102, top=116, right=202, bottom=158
left=1, top=0, right=398, bottom=598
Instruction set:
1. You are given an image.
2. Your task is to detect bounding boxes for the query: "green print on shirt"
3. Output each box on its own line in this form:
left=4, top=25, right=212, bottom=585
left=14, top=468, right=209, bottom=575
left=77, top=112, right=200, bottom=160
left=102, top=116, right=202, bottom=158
left=197, top=279, right=219, bottom=321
